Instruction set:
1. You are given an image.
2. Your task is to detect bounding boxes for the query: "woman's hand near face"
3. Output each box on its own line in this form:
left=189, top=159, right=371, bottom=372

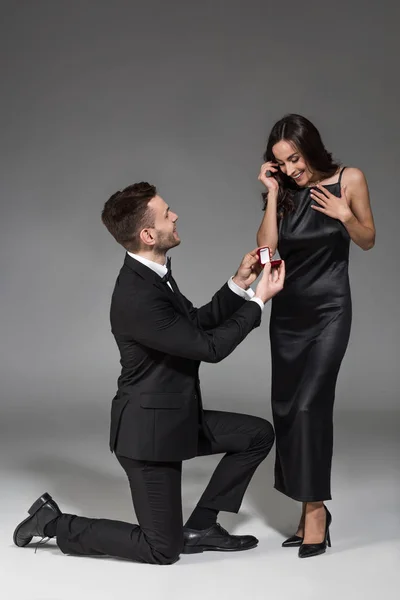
left=258, top=162, right=280, bottom=194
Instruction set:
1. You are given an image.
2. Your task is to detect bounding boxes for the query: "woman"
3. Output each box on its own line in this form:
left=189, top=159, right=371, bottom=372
left=257, top=114, right=375, bottom=558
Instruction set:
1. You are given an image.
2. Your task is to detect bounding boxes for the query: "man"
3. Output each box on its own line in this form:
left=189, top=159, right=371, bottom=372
left=13, top=182, right=285, bottom=564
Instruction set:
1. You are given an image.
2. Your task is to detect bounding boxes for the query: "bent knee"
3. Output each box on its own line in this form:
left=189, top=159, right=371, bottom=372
left=256, top=419, right=275, bottom=452
left=151, top=550, right=180, bottom=565
left=148, top=538, right=183, bottom=566
left=244, top=417, right=275, bottom=456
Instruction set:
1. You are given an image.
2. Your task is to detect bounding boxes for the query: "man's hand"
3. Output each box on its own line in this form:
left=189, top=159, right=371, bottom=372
left=232, top=249, right=263, bottom=290
left=255, top=260, right=285, bottom=303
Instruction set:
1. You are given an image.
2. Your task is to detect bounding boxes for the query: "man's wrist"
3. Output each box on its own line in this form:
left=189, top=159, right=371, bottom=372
left=251, top=297, right=264, bottom=311
left=228, top=277, right=255, bottom=300
left=232, top=275, right=250, bottom=290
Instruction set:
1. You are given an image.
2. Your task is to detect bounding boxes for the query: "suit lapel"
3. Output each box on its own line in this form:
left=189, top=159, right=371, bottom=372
left=153, top=276, right=192, bottom=319
left=169, top=276, right=192, bottom=320
left=124, top=253, right=191, bottom=319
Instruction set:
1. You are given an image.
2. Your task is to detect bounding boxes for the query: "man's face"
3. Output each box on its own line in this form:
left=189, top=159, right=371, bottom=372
left=146, top=195, right=180, bottom=253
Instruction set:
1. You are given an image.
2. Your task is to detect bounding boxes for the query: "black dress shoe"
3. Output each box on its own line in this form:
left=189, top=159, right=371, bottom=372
left=182, top=523, right=258, bottom=554
left=13, top=492, right=62, bottom=547
left=282, top=534, right=303, bottom=547
left=298, top=506, right=332, bottom=559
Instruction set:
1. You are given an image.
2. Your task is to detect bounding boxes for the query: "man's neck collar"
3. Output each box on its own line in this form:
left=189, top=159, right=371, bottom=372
left=128, top=250, right=167, bottom=266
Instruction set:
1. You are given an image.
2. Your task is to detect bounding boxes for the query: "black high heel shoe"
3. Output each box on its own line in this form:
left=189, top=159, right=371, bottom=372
left=298, top=505, right=332, bottom=559
left=282, top=534, right=303, bottom=548
left=282, top=507, right=306, bottom=547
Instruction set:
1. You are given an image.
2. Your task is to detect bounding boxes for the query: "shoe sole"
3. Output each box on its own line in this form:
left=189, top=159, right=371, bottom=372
left=182, top=541, right=258, bottom=554
left=298, top=548, right=327, bottom=558
left=13, top=492, right=52, bottom=547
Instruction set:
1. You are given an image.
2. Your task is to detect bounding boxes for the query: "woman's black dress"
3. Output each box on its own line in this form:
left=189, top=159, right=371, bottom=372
left=270, top=167, right=352, bottom=501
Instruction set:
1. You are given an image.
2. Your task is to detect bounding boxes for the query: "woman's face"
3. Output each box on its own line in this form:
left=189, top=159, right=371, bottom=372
left=272, top=139, right=314, bottom=187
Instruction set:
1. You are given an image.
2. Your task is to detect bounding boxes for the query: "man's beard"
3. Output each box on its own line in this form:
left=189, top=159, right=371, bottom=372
left=154, top=231, right=181, bottom=255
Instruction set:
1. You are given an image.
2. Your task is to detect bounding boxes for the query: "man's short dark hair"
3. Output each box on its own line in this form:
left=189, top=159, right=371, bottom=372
left=101, top=182, right=157, bottom=251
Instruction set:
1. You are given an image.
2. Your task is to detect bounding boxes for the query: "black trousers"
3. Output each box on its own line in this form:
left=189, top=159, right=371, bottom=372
left=55, top=410, right=274, bottom=564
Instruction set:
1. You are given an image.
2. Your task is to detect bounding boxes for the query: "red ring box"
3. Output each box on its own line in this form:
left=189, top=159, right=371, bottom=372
left=257, top=246, right=282, bottom=268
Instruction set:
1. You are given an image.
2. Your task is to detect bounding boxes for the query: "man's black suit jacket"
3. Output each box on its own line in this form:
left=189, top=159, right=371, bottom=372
left=109, top=253, right=262, bottom=461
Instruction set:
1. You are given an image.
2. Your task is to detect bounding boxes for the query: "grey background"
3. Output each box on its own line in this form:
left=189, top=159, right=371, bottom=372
left=0, top=0, right=398, bottom=452
left=1, top=5, right=399, bottom=597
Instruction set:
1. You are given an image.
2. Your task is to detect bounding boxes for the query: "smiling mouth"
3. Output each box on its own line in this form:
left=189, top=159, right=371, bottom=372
left=292, top=171, right=305, bottom=180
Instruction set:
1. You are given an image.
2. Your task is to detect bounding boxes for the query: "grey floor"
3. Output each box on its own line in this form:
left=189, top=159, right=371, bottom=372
left=1, top=403, right=399, bottom=600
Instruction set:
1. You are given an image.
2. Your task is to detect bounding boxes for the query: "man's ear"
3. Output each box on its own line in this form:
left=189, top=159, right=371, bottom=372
left=139, top=228, right=155, bottom=247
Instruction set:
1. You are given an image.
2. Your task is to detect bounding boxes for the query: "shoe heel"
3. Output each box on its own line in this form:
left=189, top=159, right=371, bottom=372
left=28, top=493, right=51, bottom=516
left=327, top=529, right=331, bottom=548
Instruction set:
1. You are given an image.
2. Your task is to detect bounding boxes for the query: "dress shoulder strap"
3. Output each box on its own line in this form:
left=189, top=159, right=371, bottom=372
left=338, top=166, right=346, bottom=186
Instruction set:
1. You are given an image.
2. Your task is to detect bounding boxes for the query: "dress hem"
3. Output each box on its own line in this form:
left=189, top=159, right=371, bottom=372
left=274, top=484, right=332, bottom=503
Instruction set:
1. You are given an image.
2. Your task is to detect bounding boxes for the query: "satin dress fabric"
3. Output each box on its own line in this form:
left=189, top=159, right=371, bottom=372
left=270, top=168, right=352, bottom=501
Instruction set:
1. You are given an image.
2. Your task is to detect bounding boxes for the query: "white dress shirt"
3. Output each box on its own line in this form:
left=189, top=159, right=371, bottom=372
left=127, top=252, right=264, bottom=311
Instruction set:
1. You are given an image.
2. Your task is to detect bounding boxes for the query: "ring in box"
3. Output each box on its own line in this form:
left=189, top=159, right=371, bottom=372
left=257, top=246, right=282, bottom=268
